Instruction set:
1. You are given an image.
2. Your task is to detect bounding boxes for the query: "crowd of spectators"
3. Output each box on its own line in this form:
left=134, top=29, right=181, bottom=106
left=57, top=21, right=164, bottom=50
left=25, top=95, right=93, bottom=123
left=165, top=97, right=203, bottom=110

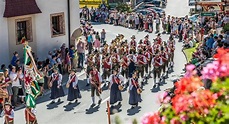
left=0, top=21, right=107, bottom=110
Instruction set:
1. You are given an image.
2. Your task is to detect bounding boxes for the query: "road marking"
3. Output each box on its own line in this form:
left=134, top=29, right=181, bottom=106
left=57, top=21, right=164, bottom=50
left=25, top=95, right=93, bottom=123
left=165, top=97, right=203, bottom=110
left=101, top=96, right=110, bottom=104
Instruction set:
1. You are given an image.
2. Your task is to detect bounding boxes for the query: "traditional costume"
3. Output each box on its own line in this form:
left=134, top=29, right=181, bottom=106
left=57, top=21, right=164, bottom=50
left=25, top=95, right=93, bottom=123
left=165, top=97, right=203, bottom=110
left=67, top=70, right=81, bottom=103
left=2, top=102, right=14, bottom=124
left=136, top=50, right=147, bottom=84
left=50, top=69, right=65, bottom=103
left=128, top=73, right=142, bottom=108
left=25, top=107, right=38, bottom=124
left=102, top=55, right=111, bottom=82
left=89, top=68, right=102, bottom=106
left=109, top=70, right=125, bottom=107
left=151, top=53, right=163, bottom=88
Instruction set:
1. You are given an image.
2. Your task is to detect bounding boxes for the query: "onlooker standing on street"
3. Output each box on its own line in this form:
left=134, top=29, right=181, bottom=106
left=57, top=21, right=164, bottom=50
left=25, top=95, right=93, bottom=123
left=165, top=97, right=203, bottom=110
left=87, top=32, right=93, bottom=54
left=9, top=66, right=23, bottom=106
left=178, top=20, right=183, bottom=42
left=69, top=45, right=76, bottom=69
left=101, top=29, right=106, bottom=45
left=77, top=38, right=85, bottom=69
left=11, top=52, right=19, bottom=66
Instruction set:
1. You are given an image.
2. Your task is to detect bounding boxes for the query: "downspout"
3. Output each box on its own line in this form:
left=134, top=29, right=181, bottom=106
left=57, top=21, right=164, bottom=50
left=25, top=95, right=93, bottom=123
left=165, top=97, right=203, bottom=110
left=67, top=0, right=71, bottom=47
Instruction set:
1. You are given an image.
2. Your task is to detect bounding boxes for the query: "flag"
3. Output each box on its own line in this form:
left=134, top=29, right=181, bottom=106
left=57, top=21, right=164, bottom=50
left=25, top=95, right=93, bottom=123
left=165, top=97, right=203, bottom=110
left=25, top=94, right=36, bottom=108
left=31, top=81, right=40, bottom=98
left=23, top=43, right=42, bottom=108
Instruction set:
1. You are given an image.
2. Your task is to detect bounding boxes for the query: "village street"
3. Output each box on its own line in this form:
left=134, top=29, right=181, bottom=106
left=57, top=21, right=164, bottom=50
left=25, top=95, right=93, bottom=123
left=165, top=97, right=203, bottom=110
left=0, top=0, right=190, bottom=123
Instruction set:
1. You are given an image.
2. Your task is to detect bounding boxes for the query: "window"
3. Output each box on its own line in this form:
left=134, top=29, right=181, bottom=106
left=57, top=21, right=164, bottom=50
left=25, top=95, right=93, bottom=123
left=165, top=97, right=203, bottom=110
left=50, top=12, right=65, bottom=37
left=16, top=17, right=32, bottom=45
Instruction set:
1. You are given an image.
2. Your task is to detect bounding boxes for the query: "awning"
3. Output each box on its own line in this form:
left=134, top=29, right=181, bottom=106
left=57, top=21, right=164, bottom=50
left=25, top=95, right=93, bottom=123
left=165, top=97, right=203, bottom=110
left=3, top=0, right=41, bottom=18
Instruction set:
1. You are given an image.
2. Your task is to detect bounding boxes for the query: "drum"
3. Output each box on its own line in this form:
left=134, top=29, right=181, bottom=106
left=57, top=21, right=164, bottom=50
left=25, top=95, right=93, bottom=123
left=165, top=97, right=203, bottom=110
left=118, top=85, right=124, bottom=91
left=137, top=88, right=142, bottom=94
left=66, top=83, right=70, bottom=88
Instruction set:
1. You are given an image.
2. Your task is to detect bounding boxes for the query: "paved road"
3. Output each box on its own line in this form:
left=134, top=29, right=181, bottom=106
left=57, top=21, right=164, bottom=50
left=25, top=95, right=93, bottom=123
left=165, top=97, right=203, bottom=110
left=0, top=0, right=190, bottom=124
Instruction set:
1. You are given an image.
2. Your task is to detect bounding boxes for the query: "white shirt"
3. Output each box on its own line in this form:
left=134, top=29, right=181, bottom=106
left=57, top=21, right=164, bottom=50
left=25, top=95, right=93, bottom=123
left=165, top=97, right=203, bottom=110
left=51, top=73, right=62, bottom=86
left=10, top=72, right=21, bottom=87
left=127, top=54, right=137, bottom=63
left=109, top=74, right=125, bottom=88
left=68, top=74, right=78, bottom=88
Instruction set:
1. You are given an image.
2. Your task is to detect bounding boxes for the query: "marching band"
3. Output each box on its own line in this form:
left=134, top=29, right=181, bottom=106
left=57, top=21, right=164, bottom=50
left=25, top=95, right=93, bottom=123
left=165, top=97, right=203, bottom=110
left=83, top=33, right=175, bottom=110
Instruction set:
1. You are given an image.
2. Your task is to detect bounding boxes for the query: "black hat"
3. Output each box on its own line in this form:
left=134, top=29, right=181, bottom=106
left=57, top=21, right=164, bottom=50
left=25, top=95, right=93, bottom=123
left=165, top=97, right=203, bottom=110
left=157, top=33, right=161, bottom=36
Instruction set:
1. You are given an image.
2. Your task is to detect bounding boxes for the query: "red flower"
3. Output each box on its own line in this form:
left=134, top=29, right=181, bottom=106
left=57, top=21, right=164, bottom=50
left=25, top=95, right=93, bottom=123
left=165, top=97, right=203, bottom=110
left=175, top=77, right=203, bottom=95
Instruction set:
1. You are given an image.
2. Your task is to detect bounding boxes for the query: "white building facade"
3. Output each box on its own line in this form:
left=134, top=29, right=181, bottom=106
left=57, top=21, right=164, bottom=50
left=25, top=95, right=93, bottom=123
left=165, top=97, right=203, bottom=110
left=0, top=0, right=80, bottom=65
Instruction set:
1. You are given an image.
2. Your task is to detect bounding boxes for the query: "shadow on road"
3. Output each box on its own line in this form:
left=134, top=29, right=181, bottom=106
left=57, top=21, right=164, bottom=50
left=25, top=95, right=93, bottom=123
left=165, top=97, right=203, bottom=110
left=151, top=86, right=161, bottom=93
left=46, top=101, right=64, bottom=110
left=85, top=105, right=100, bottom=114
left=127, top=106, right=141, bottom=116
left=63, top=102, right=81, bottom=111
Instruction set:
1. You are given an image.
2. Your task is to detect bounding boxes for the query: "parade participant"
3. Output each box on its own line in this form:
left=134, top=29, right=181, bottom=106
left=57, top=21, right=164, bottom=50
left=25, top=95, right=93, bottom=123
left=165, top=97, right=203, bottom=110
left=136, top=49, right=147, bottom=85
left=108, top=68, right=125, bottom=109
left=111, top=50, right=120, bottom=71
left=86, top=54, right=94, bottom=86
left=120, top=52, right=129, bottom=83
left=144, top=48, right=151, bottom=77
left=89, top=66, right=102, bottom=107
left=25, top=107, right=38, bottom=124
left=94, top=51, right=101, bottom=72
left=49, top=67, right=65, bottom=104
left=128, top=71, right=142, bottom=109
left=102, top=54, right=111, bottom=83
left=155, top=33, right=162, bottom=45
left=143, top=34, right=151, bottom=45
left=127, top=49, right=137, bottom=86
left=168, top=38, right=175, bottom=68
left=147, top=45, right=154, bottom=70
left=151, top=50, right=163, bottom=88
left=130, top=35, right=137, bottom=48
left=160, top=46, right=169, bottom=78
left=1, top=102, right=14, bottom=124
left=66, top=69, right=81, bottom=104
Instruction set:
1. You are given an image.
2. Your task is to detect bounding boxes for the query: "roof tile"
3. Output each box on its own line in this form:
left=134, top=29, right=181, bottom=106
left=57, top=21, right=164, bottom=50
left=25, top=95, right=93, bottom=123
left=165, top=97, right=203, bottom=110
left=3, top=0, right=42, bottom=18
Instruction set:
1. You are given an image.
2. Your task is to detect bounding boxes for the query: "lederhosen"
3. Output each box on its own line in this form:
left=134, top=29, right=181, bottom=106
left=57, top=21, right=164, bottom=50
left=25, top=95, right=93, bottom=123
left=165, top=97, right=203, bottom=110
left=112, top=54, right=120, bottom=70
left=102, top=58, right=111, bottom=80
left=121, top=57, right=129, bottom=79
left=130, top=40, right=136, bottom=48
left=144, top=51, right=150, bottom=74
left=161, top=52, right=168, bottom=73
left=86, top=60, right=93, bottom=78
left=153, top=56, right=162, bottom=79
left=95, top=55, right=100, bottom=72
left=148, top=46, right=153, bottom=68
left=136, top=55, right=145, bottom=78
left=170, top=44, right=175, bottom=62
left=90, top=71, right=101, bottom=97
